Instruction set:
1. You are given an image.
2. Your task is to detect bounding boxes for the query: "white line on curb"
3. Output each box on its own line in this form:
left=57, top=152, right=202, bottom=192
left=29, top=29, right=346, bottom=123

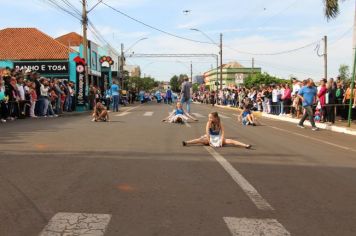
left=205, top=147, right=274, bottom=211
left=39, top=212, right=111, bottom=236
left=224, top=217, right=290, bottom=236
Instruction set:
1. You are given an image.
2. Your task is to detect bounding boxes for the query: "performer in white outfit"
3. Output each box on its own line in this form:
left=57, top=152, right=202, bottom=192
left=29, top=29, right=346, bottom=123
left=183, top=112, right=251, bottom=148
left=162, top=102, right=198, bottom=123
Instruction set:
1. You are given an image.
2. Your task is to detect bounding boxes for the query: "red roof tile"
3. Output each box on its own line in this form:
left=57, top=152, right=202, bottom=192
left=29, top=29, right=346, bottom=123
left=0, top=28, right=74, bottom=60
left=56, top=32, right=83, bottom=47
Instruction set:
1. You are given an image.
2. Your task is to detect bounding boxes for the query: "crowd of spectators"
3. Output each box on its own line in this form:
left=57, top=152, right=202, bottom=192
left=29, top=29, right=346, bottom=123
left=0, top=68, right=76, bottom=123
left=193, top=77, right=356, bottom=124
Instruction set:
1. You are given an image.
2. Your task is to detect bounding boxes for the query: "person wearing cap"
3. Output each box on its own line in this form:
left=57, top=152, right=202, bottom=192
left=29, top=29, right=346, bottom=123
left=297, top=79, right=319, bottom=131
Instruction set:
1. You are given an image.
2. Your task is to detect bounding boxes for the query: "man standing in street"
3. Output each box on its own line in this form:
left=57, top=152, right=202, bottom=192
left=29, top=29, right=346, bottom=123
left=111, top=80, right=120, bottom=112
left=166, top=87, right=172, bottom=105
left=298, top=79, right=319, bottom=131
left=180, top=77, right=192, bottom=113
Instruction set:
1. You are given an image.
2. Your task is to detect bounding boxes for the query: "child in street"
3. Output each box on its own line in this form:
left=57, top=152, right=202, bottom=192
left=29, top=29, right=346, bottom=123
left=314, top=108, right=321, bottom=123
left=183, top=112, right=251, bottom=148
left=238, top=105, right=256, bottom=126
left=162, top=102, right=198, bottom=123
left=92, top=101, right=110, bottom=122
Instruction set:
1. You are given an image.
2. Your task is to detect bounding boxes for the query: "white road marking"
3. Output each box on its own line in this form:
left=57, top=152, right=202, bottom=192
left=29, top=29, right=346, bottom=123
left=39, top=212, right=111, bottom=236
left=224, top=217, right=290, bottom=236
left=115, top=112, right=131, bottom=117
left=264, top=123, right=356, bottom=153
left=123, top=105, right=141, bottom=112
left=144, top=111, right=154, bottom=116
left=192, top=113, right=205, bottom=118
left=114, top=105, right=141, bottom=117
left=205, top=147, right=274, bottom=211
left=219, top=114, right=231, bottom=119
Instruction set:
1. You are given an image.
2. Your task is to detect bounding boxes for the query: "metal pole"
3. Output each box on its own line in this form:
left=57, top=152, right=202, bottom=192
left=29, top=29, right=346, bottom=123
left=324, top=35, right=328, bottom=80
left=347, top=1, right=356, bottom=127
left=190, top=61, right=193, bottom=83
left=120, top=43, right=124, bottom=89
left=220, top=33, right=223, bottom=91
left=82, top=0, right=89, bottom=87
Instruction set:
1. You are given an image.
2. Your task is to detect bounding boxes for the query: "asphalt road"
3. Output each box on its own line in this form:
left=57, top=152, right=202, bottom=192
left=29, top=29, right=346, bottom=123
left=0, top=102, right=356, bottom=236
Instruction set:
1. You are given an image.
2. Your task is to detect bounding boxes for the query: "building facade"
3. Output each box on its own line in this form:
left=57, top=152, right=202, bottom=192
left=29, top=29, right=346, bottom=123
left=204, top=61, right=262, bottom=90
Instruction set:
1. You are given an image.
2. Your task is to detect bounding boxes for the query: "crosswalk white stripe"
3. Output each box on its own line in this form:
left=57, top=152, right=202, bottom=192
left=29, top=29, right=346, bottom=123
left=224, top=217, right=290, bottom=236
left=144, top=111, right=154, bottom=116
left=205, top=147, right=274, bottom=211
left=115, top=112, right=130, bottom=117
left=39, top=212, right=111, bottom=236
left=192, top=113, right=205, bottom=118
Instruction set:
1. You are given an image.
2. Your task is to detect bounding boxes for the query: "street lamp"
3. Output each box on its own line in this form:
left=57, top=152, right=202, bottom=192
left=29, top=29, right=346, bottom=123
left=120, top=37, right=148, bottom=88
left=124, top=37, right=148, bottom=54
left=190, top=28, right=223, bottom=94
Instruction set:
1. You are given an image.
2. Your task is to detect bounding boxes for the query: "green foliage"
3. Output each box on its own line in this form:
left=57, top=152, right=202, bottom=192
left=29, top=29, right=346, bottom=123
left=192, top=83, right=199, bottom=92
left=338, top=64, right=350, bottom=82
left=243, top=73, right=290, bottom=88
left=170, top=74, right=188, bottom=92
left=127, top=76, right=158, bottom=91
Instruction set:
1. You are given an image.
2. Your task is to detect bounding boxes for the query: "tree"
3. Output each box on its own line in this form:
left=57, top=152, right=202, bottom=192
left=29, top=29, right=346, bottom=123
left=170, top=74, right=188, bottom=92
left=339, top=64, right=351, bottom=81
left=192, top=83, right=199, bottom=92
left=243, top=73, right=290, bottom=88
left=170, top=75, right=180, bottom=92
left=324, top=0, right=345, bottom=20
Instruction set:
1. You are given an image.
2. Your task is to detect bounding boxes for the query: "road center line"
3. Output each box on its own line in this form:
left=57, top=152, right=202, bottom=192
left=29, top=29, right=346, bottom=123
left=39, top=212, right=111, bottom=236
left=205, top=147, right=274, bottom=211
left=263, top=123, right=356, bottom=153
left=224, top=217, right=290, bottom=236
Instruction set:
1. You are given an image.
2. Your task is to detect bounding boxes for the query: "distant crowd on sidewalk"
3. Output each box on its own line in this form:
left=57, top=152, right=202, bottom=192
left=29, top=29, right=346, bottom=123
left=0, top=68, right=76, bottom=123
left=193, top=76, right=356, bottom=124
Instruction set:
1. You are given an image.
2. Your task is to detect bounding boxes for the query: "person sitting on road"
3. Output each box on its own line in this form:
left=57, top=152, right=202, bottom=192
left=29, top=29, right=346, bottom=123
left=92, top=101, right=110, bottom=122
left=238, top=105, right=256, bottom=126
left=183, top=112, right=251, bottom=148
left=162, top=102, right=198, bottom=123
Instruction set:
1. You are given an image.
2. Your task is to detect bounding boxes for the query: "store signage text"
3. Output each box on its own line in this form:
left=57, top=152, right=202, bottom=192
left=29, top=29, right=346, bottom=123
left=14, top=61, right=69, bottom=74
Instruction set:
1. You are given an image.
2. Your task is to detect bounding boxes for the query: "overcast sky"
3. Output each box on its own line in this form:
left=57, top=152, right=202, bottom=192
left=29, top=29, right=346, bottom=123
left=0, top=0, right=355, bottom=81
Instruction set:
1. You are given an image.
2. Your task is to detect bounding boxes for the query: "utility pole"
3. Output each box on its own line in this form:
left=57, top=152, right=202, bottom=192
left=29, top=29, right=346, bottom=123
left=219, top=33, right=223, bottom=91
left=347, top=1, right=356, bottom=127
left=252, top=57, right=255, bottom=78
left=82, top=0, right=89, bottom=87
left=324, top=35, right=328, bottom=80
left=120, top=43, right=124, bottom=89
left=190, top=61, right=193, bottom=83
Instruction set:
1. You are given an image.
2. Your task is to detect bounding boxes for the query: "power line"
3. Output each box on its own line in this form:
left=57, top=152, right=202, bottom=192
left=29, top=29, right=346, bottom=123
left=101, top=0, right=215, bottom=45
left=225, top=40, right=321, bottom=56
left=44, top=0, right=82, bottom=21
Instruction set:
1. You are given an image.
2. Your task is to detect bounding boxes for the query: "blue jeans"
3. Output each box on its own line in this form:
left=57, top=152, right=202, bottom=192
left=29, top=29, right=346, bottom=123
left=113, top=95, right=120, bottom=112
left=181, top=97, right=191, bottom=113
left=65, top=96, right=72, bottom=111
left=280, top=101, right=284, bottom=114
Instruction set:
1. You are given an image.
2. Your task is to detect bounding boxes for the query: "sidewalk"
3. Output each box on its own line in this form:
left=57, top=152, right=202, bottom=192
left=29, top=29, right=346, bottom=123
left=214, top=104, right=356, bottom=136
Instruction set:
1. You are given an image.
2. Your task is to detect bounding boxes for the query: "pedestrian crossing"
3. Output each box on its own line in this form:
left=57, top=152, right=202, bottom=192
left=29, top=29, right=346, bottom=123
left=115, top=111, right=233, bottom=119
left=39, top=213, right=290, bottom=235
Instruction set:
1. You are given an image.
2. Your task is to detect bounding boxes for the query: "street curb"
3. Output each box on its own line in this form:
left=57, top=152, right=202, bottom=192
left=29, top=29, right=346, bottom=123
left=211, top=104, right=356, bottom=136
